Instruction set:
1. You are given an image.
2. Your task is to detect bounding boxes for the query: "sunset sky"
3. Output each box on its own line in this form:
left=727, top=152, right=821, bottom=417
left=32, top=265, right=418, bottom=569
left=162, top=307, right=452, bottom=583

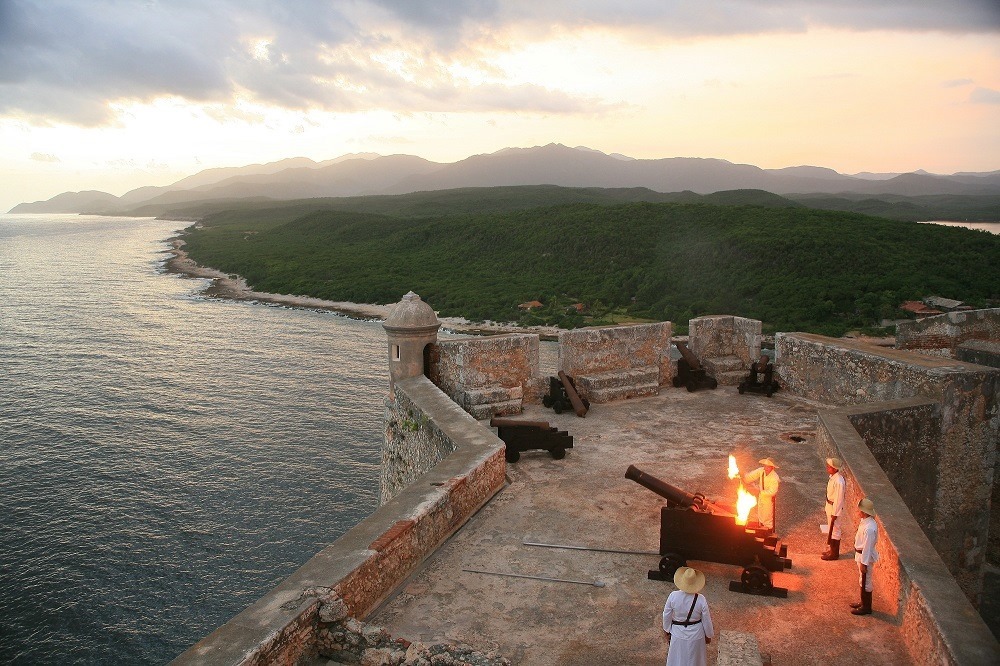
left=1, top=0, right=999, bottom=213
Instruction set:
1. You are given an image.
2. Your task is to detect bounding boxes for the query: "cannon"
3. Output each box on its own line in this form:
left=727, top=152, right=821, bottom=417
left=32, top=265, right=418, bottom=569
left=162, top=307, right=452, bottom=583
left=625, top=465, right=792, bottom=597
left=738, top=354, right=780, bottom=397
left=671, top=341, right=718, bottom=392
left=491, top=418, right=573, bottom=462
left=542, top=371, right=590, bottom=417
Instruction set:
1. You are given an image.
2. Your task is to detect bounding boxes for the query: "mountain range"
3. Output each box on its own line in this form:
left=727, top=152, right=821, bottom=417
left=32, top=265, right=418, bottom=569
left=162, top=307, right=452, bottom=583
left=10, top=143, right=1000, bottom=214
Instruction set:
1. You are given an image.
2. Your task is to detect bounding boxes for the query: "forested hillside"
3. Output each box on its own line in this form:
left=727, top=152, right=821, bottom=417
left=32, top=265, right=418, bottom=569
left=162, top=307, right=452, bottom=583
left=180, top=190, right=999, bottom=335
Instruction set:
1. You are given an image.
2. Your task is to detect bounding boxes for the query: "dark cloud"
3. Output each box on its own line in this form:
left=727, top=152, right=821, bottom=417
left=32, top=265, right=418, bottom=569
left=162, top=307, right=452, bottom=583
left=0, top=0, right=996, bottom=126
left=970, top=87, right=1000, bottom=105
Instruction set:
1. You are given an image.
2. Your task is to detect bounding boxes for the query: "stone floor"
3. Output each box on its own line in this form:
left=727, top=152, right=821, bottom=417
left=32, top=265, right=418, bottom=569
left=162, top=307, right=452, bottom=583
left=369, top=386, right=913, bottom=665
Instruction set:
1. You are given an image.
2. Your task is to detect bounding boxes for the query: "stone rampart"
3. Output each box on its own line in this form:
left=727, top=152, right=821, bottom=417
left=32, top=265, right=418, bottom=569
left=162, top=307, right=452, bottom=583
left=775, top=333, right=999, bottom=605
left=816, top=400, right=999, bottom=665
left=427, top=334, right=540, bottom=419
left=172, top=375, right=506, bottom=665
left=557, top=322, right=672, bottom=402
left=688, top=315, right=762, bottom=385
left=895, top=307, right=1000, bottom=358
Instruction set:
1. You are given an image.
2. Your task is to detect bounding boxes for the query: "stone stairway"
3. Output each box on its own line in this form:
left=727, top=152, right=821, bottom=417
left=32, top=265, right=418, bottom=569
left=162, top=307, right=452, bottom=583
left=701, top=354, right=747, bottom=386
left=457, top=384, right=523, bottom=420
left=575, top=365, right=660, bottom=403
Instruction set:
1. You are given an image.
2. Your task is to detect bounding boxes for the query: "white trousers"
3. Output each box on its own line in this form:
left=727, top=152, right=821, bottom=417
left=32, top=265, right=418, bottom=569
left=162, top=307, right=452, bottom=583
left=825, top=504, right=842, bottom=540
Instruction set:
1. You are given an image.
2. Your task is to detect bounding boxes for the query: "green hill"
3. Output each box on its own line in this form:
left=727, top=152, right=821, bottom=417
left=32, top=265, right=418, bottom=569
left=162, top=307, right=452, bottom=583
left=180, top=189, right=999, bottom=335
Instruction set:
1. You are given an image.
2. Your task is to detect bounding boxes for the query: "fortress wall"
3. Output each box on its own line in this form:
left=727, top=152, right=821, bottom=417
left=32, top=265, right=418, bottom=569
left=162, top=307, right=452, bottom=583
left=172, top=375, right=506, bottom=665
left=427, top=334, right=543, bottom=416
left=776, top=333, right=1000, bottom=606
left=558, top=322, right=672, bottom=383
left=895, top=307, right=1000, bottom=358
left=689, top=315, right=762, bottom=366
left=816, top=402, right=999, bottom=665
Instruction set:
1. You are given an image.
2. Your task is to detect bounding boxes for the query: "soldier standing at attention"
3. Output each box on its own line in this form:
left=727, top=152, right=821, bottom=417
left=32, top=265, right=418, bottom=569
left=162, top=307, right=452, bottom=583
left=743, top=458, right=780, bottom=531
left=852, top=498, right=879, bottom=616
left=663, top=566, right=715, bottom=666
left=822, top=457, right=847, bottom=560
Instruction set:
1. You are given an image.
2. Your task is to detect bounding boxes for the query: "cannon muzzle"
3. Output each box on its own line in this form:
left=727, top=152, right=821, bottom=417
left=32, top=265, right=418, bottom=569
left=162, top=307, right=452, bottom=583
left=626, top=465, right=708, bottom=510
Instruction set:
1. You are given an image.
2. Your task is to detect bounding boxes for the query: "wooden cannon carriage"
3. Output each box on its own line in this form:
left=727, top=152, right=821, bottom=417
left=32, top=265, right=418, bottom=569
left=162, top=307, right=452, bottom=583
left=738, top=354, right=780, bottom=397
left=626, top=465, right=791, bottom=597
left=672, top=341, right=718, bottom=392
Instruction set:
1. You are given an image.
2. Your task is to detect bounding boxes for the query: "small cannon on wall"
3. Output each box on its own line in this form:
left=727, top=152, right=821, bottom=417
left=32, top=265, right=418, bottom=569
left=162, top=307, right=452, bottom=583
left=542, top=371, right=589, bottom=417
left=672, top=341, right=717, bottom=392
left=738, top=354, right=780, bottom=397
left=625, top=465, right=791, bottom=597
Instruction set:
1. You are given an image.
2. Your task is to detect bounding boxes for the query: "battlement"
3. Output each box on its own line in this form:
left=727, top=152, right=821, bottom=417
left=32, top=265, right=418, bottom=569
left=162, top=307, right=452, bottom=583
left=175, top=300, right=999, bottom=665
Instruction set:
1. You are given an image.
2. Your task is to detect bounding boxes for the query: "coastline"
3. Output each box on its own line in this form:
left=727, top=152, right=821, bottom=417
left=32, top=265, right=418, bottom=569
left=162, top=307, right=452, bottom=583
left=164, top=238, right=564, bottom=339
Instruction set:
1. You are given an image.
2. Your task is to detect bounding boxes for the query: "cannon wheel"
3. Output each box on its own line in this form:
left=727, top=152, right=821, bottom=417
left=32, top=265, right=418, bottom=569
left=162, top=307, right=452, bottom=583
left=738, top=382, right=746, bottom=394
left=686, top=380, right=697, bottom=392
left=505, top=448, right=521, bottom=463
left=553, top=402, right=564, bottom=414
left=672, top=376, right=682, bottom=388
left=550, top=446, right=566, bottom=460
left=765, top=384, right=775, bottom=397
left=658, top=553, right=686, bottom=578
left=542, top=394, right=554, bottom=408
left=709, top=377, right=718, bottom=389
left=740, top=565, right=772, bottom=595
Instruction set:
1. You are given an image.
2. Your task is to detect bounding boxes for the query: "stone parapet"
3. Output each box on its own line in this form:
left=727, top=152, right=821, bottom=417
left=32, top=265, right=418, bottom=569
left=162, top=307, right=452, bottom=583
left=816, top=401, right=999, bottom=665
left=172, top=375, right=506, bottom=665
left=775, top=333, right=999, bottom=608
left=428, top=334, right=539, bottom=418
left=558, top=323, right=672, bottom=399
left=689, top=315, right=762, bottom=369
left=896, top=307, right=1000, bottom=358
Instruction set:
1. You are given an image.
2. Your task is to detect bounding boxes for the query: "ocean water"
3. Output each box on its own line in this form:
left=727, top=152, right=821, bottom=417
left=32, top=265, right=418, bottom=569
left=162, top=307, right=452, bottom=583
left=0, top=215, right=386, bottom=663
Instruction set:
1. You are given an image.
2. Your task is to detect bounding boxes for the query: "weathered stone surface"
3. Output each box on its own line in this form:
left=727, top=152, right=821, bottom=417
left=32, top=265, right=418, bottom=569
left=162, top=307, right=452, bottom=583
left=428, top=334, right=538, bottom=418
left=776, top=332, right=1000, bottom=606
left=689, top=315, right=761, bottom=370
left=558, top=322, right=672, bottom=400
left=716, top=631, right=763, bottom=666
left=896, top=307, right=1000, bottom=357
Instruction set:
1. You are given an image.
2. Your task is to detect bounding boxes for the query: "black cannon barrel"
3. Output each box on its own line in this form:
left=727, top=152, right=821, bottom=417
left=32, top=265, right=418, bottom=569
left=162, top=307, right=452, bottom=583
left=625, top=465, right=705, bottom=509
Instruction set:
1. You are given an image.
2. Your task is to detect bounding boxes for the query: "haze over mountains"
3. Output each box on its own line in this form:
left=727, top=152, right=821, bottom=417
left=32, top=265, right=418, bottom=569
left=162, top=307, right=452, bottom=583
left=10, top=143, right=1000, bottom=215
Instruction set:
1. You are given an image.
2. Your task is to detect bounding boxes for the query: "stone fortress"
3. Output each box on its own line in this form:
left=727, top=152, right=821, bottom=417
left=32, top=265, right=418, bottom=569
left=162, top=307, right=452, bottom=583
left=174, top=297, right=1000, bottom=665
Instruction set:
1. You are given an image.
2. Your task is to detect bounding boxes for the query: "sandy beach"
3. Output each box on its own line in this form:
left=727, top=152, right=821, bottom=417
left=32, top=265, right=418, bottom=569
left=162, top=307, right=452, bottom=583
left=163, top=238, right=564, bottom=339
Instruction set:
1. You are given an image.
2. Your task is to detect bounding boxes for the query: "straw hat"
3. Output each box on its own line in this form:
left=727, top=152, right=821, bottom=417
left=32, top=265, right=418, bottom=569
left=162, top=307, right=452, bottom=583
left=826, top=457, right=842, bottom=470
left=858, top=498, right=876, bottom=515
left=759, top=458, right=779, bottom=468
left=673, top=566, right=706, bottom=594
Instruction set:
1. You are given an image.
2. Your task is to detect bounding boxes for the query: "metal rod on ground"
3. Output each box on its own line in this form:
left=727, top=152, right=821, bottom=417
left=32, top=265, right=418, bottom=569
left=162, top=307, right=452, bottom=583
left=462, top=568, right=606, bottom=587
left=523, top=540, right=659, bottom=556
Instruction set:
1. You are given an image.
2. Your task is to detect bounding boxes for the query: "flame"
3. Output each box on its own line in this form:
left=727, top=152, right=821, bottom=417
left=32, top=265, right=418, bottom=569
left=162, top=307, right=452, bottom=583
left=736, top=483, right=757, bottom=525
left=728, top=454, right=757, bottom=525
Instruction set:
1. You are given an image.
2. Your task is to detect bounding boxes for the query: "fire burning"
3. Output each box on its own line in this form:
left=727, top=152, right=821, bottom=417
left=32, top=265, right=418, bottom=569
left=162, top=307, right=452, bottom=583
left=728, top=455, right=757, bottom=525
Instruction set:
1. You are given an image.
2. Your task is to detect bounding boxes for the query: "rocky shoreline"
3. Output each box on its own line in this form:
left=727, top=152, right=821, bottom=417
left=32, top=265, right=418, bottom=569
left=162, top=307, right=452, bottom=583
left=163, top=238, right=564, bottom=339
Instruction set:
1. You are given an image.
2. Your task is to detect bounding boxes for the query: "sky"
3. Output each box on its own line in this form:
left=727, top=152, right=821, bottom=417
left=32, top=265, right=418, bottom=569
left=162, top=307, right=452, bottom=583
left=1, top=0, right=999, bottom=213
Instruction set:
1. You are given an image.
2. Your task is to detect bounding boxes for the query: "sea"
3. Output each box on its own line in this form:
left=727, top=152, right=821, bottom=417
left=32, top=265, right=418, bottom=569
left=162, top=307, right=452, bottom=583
left=0, top=214, right=386, bottom=664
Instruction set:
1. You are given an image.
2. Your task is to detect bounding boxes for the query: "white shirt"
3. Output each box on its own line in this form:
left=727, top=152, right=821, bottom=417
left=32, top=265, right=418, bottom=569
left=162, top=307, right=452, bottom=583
left=826, top=472, right=846, bottom=516
left=744, top=467, right=780, bottom=498
left=662, top=591, right=714, bottom=639
left=854, top=515, right=879, bottom=565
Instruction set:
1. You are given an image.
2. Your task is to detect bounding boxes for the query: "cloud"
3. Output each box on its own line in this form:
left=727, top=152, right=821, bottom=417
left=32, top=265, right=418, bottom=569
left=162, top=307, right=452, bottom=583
left=30, top=152, right=60, bottom=162
left=0, top=0, right=997, bottom=126
left=970, top=87, right=1000, bottom=104
left=942, top=78, right=975, bottom=88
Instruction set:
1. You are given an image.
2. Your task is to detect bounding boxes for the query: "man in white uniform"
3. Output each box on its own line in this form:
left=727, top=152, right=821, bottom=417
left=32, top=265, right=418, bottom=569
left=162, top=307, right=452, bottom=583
left=851, top=497, right=879, bottom=616
left=743, top=457, right=780, bottom=531
left=662, top=566, right=715, bottom=666
left=822, top=457, right=846, bottom=560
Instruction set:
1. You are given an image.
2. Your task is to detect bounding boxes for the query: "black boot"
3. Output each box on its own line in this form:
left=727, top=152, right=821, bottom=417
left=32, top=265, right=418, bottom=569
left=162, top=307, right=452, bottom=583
left=821, top=540, right=840, bottom=560
left=851, top=591, right=872, bottom=615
